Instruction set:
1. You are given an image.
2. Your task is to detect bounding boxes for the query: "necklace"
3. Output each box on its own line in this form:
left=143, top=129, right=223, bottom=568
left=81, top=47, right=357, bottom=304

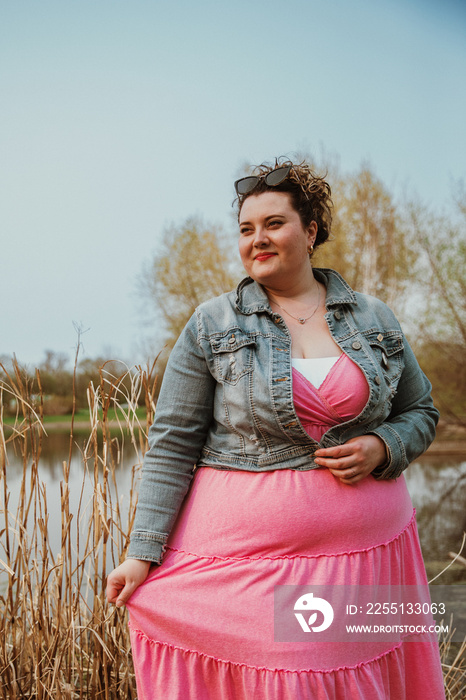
left=271, top=284, right=321, bottom=324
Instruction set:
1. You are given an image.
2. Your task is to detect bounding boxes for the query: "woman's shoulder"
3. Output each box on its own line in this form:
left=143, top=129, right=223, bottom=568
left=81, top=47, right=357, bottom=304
left=194, top=278, right=267, bottom=337
left=196, top=277, right=264, bottom=317
left=319, top=268, right=402, bottom=331
left=193, top=287, right=243, bottom=336
left=352, top=290, right=403, bottom=332
left=174, top=289, right=241, bottom=351
left=196, top=288, right=238, bottom=316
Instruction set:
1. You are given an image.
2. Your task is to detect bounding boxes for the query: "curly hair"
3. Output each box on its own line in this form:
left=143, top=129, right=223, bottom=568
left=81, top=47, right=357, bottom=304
left=235, top=158, right=333, bottom=251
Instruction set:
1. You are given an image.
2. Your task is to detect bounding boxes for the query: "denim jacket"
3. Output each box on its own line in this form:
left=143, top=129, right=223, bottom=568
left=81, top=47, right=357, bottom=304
left=128, top=269, right=439, bottom=562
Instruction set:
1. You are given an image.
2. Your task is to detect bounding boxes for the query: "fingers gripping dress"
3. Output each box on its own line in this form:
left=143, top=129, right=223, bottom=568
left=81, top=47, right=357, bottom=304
left=127, top=354, right=445, bottom=700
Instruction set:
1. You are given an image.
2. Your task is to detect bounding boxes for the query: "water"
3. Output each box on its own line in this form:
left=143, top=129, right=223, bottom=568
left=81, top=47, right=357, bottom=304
left=1, top=431, right=139, bottom=576
left=403, top=455, right=466, bottom=562
left=3, top=432, right=466, bottom=568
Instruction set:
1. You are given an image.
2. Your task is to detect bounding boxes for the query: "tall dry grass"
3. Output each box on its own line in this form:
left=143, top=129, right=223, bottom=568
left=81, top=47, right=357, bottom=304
left=0, top=357, right=158, bottom=699
left=440, top=624, right=466, bottom=699
left=0, top=356, right=465, bottom=698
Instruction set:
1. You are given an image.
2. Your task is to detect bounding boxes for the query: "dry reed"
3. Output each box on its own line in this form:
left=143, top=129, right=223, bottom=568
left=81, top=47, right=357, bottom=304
left=439, top=621, right=466, bottom=699
left=0, top=357, right=158, bottom=699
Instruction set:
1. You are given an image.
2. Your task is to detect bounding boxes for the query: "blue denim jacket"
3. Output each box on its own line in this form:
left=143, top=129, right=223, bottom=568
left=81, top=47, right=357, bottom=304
left=128, top=269, right=438, bottom=562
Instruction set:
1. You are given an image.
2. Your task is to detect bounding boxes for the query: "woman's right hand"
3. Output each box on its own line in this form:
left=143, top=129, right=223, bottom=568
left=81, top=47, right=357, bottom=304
left=106, top=558, right=152, bottom=608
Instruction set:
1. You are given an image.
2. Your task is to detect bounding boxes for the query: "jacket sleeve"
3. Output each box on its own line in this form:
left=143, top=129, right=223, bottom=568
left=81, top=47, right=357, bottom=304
left=127, top=311, right=216, bottom=563
left=369, top=333, right=439, bottom=480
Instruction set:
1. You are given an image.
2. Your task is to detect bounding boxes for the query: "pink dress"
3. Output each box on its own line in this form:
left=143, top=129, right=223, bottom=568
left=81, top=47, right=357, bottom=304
left=127, top=355, right=445, bottom=699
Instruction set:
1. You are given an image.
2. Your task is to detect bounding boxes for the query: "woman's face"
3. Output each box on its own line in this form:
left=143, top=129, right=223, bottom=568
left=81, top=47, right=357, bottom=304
left=238, top=191, right=317, bottom=290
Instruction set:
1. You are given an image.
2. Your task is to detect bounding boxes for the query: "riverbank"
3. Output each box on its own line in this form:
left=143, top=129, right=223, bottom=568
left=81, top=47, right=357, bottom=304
left=3, top=417, right=466, bottom=455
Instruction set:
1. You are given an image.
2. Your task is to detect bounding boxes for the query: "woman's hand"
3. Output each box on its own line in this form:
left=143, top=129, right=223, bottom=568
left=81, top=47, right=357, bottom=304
left=106, top=558, right=152, bottom=608
left=314, top=435, right=388, bottom=485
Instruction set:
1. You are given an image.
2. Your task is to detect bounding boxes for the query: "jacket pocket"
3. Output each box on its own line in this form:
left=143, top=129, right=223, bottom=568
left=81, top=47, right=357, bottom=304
left=210, top=330, right=256, bottom=385
left=365, top=330, right=404, bottom=388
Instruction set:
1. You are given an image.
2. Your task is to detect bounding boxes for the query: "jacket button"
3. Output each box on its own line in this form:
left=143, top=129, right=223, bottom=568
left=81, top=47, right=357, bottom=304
left=229, top=336, right=236, bottom=344
left=377, top=333, right=384, bottom=342
left=375, top=376, right=381, bottom=385
left=352, top=341, right=362, bottom=350
left=334, top=311, right=342, bottom=320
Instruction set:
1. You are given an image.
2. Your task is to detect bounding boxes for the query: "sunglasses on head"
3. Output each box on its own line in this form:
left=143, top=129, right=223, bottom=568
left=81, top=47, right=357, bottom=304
left=234, top=165, right=292, bottom=196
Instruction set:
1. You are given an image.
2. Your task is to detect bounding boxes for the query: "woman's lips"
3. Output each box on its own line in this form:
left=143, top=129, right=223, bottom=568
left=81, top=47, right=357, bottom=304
left=254, top=253, right=276, bottom=261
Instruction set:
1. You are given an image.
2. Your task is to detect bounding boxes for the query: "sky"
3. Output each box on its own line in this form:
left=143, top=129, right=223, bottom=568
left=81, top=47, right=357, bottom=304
left=1, top=0, right=465, bottom=368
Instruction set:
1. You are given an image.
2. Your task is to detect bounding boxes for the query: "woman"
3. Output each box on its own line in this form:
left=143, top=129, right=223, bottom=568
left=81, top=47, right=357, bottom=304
left=107, top=161, right=445, bottom=699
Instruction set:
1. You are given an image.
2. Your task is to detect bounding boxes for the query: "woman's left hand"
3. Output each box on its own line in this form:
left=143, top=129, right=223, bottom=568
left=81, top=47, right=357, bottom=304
left=314, top=435, right=388, bottom=484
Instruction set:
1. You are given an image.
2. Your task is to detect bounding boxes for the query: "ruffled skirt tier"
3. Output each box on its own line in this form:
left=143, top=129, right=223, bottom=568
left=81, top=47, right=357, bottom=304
left=127, top=467, right=445, bottom=699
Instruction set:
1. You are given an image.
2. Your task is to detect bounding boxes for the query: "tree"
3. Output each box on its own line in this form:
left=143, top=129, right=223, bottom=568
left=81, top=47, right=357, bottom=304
left=406, top=192, right=466, bottom=425
left=37, top=350, right=73, bottom=399
left=315, top=163, right=416, bottom=317
left=139, top=218, right=242, bottom=349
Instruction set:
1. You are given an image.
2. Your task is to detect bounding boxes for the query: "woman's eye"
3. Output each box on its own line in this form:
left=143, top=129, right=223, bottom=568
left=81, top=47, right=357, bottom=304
left=240, top=227, right=253, bottom=236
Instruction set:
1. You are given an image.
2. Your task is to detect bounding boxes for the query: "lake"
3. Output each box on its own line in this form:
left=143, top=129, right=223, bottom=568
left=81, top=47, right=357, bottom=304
left=2, top=431, right=466, bottom=576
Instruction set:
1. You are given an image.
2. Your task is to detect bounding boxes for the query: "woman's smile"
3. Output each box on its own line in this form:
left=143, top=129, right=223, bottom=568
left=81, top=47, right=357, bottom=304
left=254, top=252, right=277, bottom=261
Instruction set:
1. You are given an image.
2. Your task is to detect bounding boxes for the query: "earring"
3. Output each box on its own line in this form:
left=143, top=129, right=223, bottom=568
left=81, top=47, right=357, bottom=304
left=308, top=245, right=314, bottom=259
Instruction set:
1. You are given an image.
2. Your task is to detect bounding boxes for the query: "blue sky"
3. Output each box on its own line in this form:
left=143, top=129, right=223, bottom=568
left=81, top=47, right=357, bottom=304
left=1, top=0, right=465, bottom=367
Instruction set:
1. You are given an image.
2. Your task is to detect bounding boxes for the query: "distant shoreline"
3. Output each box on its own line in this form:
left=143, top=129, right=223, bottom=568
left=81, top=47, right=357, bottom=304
left=3, top=419, right=465, bottom=457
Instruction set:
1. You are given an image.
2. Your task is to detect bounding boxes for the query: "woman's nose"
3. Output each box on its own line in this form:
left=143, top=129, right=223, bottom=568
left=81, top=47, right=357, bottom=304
left=253, top=227, right=269, bottom=246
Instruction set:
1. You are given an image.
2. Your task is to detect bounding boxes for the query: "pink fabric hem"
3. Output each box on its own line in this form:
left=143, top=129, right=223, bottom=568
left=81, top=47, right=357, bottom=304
left=130, top=627, right=445, bottom=700
left=129, top=623, right=408, bottom=675
left=165, top=509, right=417, bottom=563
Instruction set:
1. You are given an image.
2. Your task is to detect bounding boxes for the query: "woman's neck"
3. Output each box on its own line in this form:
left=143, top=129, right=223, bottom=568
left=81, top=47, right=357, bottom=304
left=263, top=269, right=320, bottom=304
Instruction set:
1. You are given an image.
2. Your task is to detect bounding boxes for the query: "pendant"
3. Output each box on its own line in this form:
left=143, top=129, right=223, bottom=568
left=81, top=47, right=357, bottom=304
left=298, top=318, right=306, bottom=324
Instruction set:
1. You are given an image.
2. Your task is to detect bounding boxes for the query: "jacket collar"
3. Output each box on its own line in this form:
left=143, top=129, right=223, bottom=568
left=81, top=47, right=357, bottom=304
left=235, top=268, right=357, bottom=315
